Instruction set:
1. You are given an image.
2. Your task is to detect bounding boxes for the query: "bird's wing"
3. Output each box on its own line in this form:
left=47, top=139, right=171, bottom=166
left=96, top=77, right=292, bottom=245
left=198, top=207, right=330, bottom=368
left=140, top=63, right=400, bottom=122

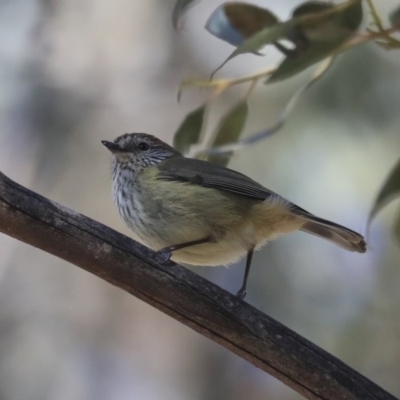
left=157, top=157, right=281, bottom=201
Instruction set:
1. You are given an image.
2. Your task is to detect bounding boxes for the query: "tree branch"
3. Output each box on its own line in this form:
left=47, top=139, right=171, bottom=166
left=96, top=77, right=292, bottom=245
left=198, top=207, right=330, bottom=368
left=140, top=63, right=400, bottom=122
left=0, top=171, right=396, bottom=400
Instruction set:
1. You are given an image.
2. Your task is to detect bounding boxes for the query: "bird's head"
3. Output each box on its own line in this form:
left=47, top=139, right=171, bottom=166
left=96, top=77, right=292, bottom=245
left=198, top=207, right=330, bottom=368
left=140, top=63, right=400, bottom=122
left=102, top=133, right=181, bottom=170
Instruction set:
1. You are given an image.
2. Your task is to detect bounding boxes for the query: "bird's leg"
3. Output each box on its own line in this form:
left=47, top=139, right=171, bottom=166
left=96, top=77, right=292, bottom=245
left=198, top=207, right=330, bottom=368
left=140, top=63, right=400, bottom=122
left=157, top=237, right=212, bottom=263
left=236, top=247, right=255, bottom=300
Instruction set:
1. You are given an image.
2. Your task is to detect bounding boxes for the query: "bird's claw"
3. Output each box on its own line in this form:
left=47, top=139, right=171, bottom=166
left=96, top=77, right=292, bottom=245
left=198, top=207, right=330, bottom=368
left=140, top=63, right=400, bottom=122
left=236, top=288, right=247, bottom=300
left=156, top=249, right=172, bottom=264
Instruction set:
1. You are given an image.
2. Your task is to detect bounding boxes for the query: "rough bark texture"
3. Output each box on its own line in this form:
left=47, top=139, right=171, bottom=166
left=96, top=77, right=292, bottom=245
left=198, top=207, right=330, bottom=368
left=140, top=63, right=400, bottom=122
left=0, top=171, right=397, bottom=400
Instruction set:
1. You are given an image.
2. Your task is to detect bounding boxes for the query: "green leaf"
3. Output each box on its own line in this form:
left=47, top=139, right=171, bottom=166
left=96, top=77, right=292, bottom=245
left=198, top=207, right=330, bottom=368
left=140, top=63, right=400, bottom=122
left=207, top=3, right=280, bottom=78
left=210, top=0, right=362, bottom=81
left=207, top=101, right=248, bottom=166
left=193, top=58, right=333, bottom=160
left=173, top=106, right=206, bottom=154
left=172, top=0, right=199, bottom=28
left=369, top=157, right=400, bottom=222
left=224, top=3, right=279, bottom=39
left=205, top=3, right=279, bottom=46
left=292, top=1, right=334, bottom=18
left=268, top=42, right=338, bottom=83
left=268, top=0, right=362, bottom=83
left=298, top=0, right=363, bottom=38
left=389, top=4, right=400, bottom=28
left=210, top=19, right=296, bottom=79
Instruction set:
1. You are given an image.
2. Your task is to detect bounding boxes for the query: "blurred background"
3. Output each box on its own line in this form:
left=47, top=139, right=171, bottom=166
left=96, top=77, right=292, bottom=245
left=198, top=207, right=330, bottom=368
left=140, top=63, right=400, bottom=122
left=0, top=0, right=399, bottom=399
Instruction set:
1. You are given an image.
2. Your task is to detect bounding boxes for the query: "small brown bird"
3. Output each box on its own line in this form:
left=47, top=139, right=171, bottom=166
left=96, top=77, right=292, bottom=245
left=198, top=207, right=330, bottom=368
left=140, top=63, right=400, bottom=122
left=102, top=133, right=366, bottom=299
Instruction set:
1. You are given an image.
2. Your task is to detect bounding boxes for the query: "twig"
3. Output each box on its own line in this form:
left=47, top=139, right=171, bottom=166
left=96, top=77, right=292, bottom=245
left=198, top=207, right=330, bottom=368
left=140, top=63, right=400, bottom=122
left=365, top=0, right=400, bottom=48
left=180, top=24, right=400, bottom=99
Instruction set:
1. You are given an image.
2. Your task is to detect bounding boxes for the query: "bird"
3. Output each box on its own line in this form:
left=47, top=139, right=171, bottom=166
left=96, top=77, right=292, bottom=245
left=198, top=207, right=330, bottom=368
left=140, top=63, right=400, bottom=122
left=102, top=133, right=366, bottom=299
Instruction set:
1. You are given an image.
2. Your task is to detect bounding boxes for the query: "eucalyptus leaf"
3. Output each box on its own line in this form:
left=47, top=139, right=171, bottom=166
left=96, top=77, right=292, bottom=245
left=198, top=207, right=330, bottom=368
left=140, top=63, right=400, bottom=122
left=173, top=106, right=206, bottom=154
left=194, top=57, right=333, bottom=159
left=210, top=20, right=297, bottom=79
left=206, top=3, right=279, bottom=46
left=292, top=1, right=334, bottom=18
left=207, top=101, right=248, bottom=167
left=369, top=157, right=400, bottom=223
left=268, top=42, right=337, bottom=82
left=268, top=0, right=362, bottom=83
left=172, top=0, right=199, bottom=28
left=210, top=0, right=362, bottom=81
left=295, top=0, right=362, bottom=44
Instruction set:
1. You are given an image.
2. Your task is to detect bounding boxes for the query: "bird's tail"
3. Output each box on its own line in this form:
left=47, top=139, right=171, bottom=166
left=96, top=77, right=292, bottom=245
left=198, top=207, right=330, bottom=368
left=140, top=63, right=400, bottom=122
left=299, top=214, right=366, bottom=253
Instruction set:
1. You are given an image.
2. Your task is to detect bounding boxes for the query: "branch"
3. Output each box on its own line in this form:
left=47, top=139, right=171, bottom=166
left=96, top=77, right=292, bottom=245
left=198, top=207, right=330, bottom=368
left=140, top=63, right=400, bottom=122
left=0, top=171, right=396, bottom=400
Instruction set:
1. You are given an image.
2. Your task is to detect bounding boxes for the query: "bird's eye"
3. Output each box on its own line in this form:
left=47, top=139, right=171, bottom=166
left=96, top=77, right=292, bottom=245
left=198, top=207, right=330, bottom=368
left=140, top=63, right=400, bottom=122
left=138, top=142, right=149, bottom=151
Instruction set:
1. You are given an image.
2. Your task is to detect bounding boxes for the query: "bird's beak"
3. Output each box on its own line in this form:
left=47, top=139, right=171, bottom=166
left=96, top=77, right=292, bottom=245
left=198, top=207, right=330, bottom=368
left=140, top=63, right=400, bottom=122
left=101, top=140, right=124, bottom=153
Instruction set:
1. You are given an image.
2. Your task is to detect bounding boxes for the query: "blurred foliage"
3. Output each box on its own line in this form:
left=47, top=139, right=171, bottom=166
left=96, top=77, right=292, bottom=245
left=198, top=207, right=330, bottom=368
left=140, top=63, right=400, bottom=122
left=207, top=0, right=362, bottom=82
left=366, top=0, right=400, bottom=49
left=389, top=4, right=400, bottom=28
left=173, top=0, right=400, bottom=244
left=172, top=0, right=199, bottom=28
left=205, top=3, right=279, bottom=47
left=206, top=101, right=248, bottom=167
left=173, top=105, right=206, bottom=154
left=369, top=158, right=400, bottom=238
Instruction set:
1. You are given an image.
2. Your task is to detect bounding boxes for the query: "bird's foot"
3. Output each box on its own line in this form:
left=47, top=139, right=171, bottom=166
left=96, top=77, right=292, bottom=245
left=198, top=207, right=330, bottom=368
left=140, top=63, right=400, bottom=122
left=236, top=288, right=247, bottom=300
left=156, top=248, right=173, bottom=264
